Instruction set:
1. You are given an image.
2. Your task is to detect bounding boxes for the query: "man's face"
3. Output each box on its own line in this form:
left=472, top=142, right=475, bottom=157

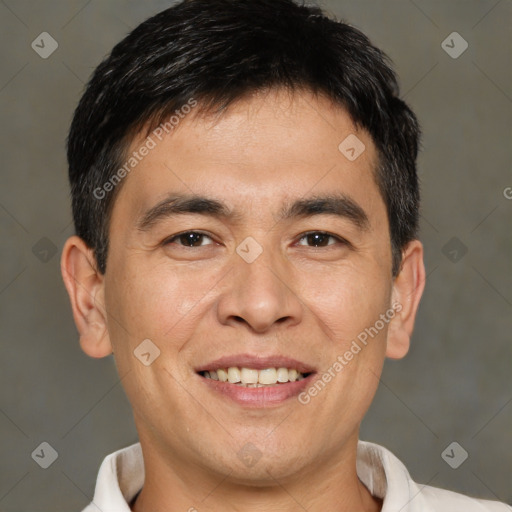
left=103, top=89, right=396, bottom=482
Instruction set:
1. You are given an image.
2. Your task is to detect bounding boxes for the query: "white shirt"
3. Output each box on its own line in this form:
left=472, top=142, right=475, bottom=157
left=81, top=440, right=511, bottom=512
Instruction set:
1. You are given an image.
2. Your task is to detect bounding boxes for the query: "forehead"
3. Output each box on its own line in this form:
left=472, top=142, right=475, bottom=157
left=112, top=88, right=385, bottom=228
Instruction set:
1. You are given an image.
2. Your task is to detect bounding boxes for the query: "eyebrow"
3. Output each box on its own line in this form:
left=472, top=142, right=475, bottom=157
left=136, top=192, right=370, bottom=232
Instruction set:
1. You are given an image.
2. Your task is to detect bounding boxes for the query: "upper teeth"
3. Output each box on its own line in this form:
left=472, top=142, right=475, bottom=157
left=202, top=367, right=306, bottom=385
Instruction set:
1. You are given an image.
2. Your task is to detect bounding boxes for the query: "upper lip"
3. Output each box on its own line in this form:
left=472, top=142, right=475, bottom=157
left=195, top=354, right=317, bottom=374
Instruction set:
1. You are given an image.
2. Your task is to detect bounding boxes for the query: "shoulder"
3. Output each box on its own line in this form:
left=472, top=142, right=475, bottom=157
left=419, top=484, right=512, bottom=511
left=80, top=442, right=145, bottom=512
left=356, top=441, right=511, bottom=512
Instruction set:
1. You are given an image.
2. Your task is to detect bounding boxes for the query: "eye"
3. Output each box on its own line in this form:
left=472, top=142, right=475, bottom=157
left=164, top=231, right=215, bottom=247
left=296, top=231, right=347, bottom=247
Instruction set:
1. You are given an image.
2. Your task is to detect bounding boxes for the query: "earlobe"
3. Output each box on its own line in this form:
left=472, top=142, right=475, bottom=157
left=386, top=240, right=426, bottom=360
left=60, top=236, right=113, bottom=358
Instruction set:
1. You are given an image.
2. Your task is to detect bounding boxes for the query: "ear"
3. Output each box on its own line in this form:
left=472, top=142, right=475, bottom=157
left=386, top=239, right=425, bottom=360
left=60, top=236, right=112, bottom=358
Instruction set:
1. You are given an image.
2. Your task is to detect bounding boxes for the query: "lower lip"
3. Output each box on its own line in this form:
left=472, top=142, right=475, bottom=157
left=198, top=374, right=315, bottom=407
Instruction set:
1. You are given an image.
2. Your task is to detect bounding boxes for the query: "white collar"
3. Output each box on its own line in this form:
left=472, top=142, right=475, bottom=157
left=81, top=440, right=510, bottom=512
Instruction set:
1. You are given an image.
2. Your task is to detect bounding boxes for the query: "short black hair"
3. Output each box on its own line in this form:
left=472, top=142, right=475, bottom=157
left=67, top=0, right=421, bottom=277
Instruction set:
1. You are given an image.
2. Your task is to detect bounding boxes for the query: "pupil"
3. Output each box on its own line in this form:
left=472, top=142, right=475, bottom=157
left=308, top=233, right=328, bottom=246
left=182, top=233, right=202, bottom=246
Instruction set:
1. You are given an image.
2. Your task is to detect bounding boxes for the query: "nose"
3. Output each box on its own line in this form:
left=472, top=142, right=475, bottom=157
left=216, top=246, right=303, bottom=334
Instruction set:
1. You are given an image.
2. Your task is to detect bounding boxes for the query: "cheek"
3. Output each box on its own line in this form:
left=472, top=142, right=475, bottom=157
left=103, top=262, right=213, bottom=408
left=296, top=262, right=390, bottom=403
left=104, top=259, right=217, bottom=351
left=299, top=262, right=391, bottom=346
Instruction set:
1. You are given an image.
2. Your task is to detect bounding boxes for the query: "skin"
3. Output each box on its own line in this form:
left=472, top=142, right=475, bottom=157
left=61, top=88, right=425, bottom=512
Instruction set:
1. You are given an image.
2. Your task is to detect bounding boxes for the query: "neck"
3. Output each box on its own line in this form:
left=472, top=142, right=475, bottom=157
left=131, top=434, right=382, bottom=512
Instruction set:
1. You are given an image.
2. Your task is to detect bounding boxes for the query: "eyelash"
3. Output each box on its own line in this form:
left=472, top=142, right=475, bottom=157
left=163, top=230, right=349, bottom=248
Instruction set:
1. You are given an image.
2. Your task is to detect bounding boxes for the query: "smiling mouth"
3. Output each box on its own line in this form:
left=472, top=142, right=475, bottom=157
left=198, top=367, right=313, bottom=387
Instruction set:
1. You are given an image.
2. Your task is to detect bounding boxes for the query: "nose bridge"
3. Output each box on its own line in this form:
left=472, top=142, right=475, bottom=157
left=216, top=239, right=302, bottom=332
left=241, top=244, right=286, bottom=295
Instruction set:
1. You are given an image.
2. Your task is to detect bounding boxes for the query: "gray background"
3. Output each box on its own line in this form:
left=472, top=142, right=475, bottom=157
left=0, top=0, right=510, bottom=510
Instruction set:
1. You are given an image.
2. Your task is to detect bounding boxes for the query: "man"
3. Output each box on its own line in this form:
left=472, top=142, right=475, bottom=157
left=60, top=0, right=511, bottom=510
